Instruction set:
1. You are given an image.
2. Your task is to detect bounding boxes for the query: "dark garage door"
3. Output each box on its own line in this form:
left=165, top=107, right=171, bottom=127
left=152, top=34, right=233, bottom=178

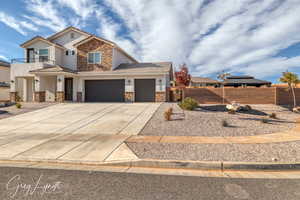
left=85, top=80, right=125, bottom=102
left=135, top=79, right=155, bottom=102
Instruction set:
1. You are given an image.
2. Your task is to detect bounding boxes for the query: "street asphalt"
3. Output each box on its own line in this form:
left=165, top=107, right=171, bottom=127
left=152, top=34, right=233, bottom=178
left=0, top=166, right=299, bottom=200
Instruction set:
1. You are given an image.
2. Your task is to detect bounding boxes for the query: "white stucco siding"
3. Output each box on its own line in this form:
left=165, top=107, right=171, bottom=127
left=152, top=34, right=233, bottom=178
left=112, top=48, right=134, bottom=69
left=55, top=47, right=63, bottom=66
left=0, top=66, right=10, bottom=83
left=42, top=76, right=56, bottom=102
left=52, top=30, right=89, bottom=70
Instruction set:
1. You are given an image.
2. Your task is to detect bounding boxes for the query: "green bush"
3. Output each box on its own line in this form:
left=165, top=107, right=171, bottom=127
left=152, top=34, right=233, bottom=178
left=178, top=97, right=198, bottom=110
left=15, top=103, right=22, bottom=109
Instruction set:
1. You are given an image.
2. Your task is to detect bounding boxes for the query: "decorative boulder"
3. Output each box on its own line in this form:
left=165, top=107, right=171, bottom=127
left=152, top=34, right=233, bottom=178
left=292, top=107, right=300, bottom=113
left=226, top=101, right=241, bottom=111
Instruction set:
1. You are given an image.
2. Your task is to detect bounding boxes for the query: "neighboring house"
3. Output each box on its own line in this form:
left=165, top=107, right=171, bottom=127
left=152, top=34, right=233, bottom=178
left=222, top=75, right=271, bottom=87
left=0, top=60, right=10, bottom=101
left=10, top=27, right=173, bottom=102
left=190, top=77, right=220, bottom=87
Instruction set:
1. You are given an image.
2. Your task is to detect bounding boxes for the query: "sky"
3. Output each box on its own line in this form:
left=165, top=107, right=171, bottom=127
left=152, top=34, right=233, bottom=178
left=0, top=0, right=300, bottom=83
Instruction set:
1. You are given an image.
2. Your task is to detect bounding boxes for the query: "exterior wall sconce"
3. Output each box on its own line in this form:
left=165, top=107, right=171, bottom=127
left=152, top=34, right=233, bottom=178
left=35, top=79, right=39, bottom=82
left=10, top=80, right=14, bottom=83
left=57, top=78, right=62, bottom=82
left=158, top=79, right=163, bottom=91
left=127, top=79, right=131, bottom=85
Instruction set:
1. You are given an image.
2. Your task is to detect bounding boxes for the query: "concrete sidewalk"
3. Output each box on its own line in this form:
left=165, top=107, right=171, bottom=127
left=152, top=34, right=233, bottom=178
left=0, top=103, right=160, bottom=163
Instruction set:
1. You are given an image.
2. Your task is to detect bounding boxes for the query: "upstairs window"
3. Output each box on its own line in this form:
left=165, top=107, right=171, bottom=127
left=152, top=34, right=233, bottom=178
left=88, top=52, right=101, bottom=64
left=70, top=32, right=75, bottom=39
left=39, top=49, right=49, bottom=62
left=66, top=50, right=69, bottom=56
left=71, top=50, right=75, bottom=55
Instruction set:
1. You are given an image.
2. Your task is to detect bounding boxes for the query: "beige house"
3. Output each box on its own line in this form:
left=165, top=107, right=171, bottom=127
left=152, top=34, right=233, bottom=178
left=10, top=27, right=173, bottom=102
left=0, top=60, right=10, bottom=101
left=190, top=77, right=220, bottom=87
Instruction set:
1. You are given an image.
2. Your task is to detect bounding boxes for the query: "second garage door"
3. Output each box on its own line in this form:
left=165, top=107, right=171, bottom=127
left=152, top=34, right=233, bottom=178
left=85, top=80, right=125, bottom=102
left=135, top=79, right=156, bottom=102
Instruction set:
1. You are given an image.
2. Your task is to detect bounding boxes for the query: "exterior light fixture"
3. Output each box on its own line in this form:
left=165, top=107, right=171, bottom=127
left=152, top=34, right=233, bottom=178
left=10, top=80, right=14, bottom=83
left=127, top=79, right=131, bottom=85
left=35, top=79, right=39, bottom=82
left=58, top=78, right=62, bottom=82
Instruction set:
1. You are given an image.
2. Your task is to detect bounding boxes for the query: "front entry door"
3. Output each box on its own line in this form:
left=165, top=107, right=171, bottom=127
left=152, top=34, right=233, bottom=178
left=65, top=78, right=73, bottom=101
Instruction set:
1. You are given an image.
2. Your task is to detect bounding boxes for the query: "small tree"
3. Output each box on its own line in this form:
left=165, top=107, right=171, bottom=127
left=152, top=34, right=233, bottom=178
left=175, top=64, right=191, bottom=86
left=279, top=71, right=300, bottom=108
left=217, top=71, right=231, bottom=104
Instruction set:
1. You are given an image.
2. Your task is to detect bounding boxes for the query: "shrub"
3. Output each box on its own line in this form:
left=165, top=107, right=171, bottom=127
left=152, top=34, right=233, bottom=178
left=222, top=119, right=229, bottom=127
left=269, top=113, right=277, bottom=119
left=15, top=103, right=22, bottom=109
left=164, top=109, right=172, bottom=121
left=261, top=118, right=268, bottom=124
left=228, top=109, right=236, bottom=114
left=178, top=97, right=198, bottom=110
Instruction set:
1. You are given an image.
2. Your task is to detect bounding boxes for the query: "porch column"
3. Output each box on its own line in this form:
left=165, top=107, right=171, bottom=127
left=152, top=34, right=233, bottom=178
left=22, top=78, right=27, bottom=101
left=125, top=78, right=134, bottom=102
left=77, top=78, right=83, bottom=102
left=34, top=76, right=45, bottom=102
left=56, top=75, right=65, bottom=102
left=10, top=77, right=17, bottom=102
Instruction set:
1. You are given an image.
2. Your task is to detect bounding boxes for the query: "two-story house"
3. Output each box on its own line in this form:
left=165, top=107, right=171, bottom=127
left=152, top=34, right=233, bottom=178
left=10, top=27, right=173, bottom=103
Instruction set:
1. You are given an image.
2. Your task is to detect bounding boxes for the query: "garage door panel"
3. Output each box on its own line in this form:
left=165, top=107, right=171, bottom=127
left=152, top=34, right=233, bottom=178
left=135, top=79, right=155, bottom=102
left=85, top=80, right=125, bottom=102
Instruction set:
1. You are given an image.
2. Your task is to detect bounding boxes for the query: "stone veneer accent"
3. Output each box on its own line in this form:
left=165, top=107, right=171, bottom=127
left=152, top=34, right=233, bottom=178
left=155, top=92, right=166, bottom=102
left=34, top=91, right=45, bottom=102
left=77, top=92, right=83, bottom=102
left=77, top=38, right=113, bottom=71
left=125, top=92, right=134, bottom=102
left=10, top=92, right=17, bottom=102
left=56, top=92, right=65, bottom=102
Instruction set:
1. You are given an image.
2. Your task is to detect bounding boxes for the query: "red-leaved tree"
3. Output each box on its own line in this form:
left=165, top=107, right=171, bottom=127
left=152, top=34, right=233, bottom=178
left=175, top=64, right=191, bottom=86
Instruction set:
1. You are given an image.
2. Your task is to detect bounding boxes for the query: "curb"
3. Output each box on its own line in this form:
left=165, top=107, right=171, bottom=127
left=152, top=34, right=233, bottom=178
left=102, top=159, right=300, bottom=171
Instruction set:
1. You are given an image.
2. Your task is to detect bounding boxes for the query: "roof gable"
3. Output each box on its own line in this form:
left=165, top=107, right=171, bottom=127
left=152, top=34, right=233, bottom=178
left=47, top=26, right=91, bottom=41
left=20, top=36, right=65, bottom=49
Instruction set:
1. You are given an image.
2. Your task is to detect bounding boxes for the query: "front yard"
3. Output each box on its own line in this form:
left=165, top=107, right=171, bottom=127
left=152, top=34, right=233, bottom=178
left=139, top=103, right=299, bottom=137
left=126, top=102, right=300, bottom=162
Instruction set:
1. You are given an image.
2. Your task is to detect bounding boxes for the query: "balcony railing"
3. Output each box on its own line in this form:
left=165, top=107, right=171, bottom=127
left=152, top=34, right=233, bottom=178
left=11, top=58, right=55, bottom=64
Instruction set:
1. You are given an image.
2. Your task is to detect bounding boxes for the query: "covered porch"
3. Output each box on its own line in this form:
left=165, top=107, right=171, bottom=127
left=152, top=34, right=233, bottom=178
left=10, top=66, right=77, bottom=102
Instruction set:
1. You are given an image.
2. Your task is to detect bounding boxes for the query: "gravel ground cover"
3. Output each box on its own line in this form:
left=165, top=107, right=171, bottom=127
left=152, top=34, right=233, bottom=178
left=140, top=103, right=299, bottom=137
left=127, top=141, right=300, bottom=162
left=0, top=102, right=55, bottom=119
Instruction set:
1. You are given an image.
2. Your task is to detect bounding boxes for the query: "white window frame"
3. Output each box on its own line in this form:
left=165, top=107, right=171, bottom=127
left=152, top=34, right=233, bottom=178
left=87, top=52, right=102, bottom=64
left=38, top=48, right=49, bottom=62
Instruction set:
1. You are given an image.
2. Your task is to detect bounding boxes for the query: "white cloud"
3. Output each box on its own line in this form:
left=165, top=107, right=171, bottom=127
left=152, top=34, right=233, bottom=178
left=98, top=0, right=300, bottom=79
left=0, top=55, right=8, bottom=61
left=0, top=12, right=37, bottom=35
left=57, top=0, right=96, bottom=19
left=24, top=0, right=68, bottom=31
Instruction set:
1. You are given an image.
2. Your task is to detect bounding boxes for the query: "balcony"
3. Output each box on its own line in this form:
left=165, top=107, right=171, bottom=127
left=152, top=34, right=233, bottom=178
left=11, top=58, right=56, bottom=77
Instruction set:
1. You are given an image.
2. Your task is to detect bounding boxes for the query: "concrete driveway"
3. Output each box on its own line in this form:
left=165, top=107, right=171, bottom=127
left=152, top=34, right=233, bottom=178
left=0, top=103, right=160, bottom=163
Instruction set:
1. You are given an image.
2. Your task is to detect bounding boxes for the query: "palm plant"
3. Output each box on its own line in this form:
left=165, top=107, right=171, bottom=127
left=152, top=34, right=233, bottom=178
left=217, top=71, right=231, bottom=104
left=279, top=71, right=300, bottom=108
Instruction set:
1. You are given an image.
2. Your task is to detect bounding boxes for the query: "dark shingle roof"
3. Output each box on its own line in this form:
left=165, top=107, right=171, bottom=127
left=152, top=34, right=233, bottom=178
left=191, top=77, right=219, bottom=84
left=0, top=60, right=10, bottom=67
left=223, top=77, right=271, bottom=85
left=115, top=62, right=172, bottom=73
